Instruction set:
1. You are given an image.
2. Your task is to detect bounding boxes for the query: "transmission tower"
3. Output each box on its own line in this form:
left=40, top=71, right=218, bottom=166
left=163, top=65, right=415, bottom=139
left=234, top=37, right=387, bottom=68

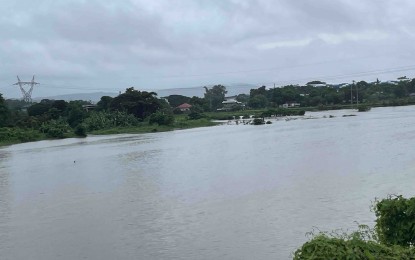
left=13, top=75, right=39, bottom=103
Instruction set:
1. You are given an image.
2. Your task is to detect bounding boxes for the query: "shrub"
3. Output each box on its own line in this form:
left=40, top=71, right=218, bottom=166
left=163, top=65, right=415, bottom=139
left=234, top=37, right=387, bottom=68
left=188, top=111, right=204, bottom=120
left=252, top=118, right=264, bottom=125
left=0, top=127, right=42, bottom=143
left=293, top=227, right=415, bottom=260
left=148, top=110, right=174, bottom=125
left=358, top=105, right=371, bottom=112
left=39, top=119, right=70, bottom=138
left=298, top=109, right=306, bottom=116
left=374, top=195, right=415, bottom=247
left=83, top=111, right=139, bottom=131
left=295, top=196, right=415, bottom=259
left=74, top=124, right=87, bottom=137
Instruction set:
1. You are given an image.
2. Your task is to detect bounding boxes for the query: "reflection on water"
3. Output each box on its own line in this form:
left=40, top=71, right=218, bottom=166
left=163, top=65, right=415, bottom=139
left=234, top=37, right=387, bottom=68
left=1, top=106, right=415, bottom=259
left=0, top=150, right=11, bottom=256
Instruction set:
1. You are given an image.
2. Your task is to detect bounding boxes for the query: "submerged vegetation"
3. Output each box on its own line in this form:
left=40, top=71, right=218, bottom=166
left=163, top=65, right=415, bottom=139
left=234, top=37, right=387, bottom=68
left=294, top=195, right=415, bottom=259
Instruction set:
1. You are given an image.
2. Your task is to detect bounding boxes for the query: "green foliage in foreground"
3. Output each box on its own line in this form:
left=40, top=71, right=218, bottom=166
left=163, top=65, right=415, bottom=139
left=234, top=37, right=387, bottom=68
left=295, top=195, right=415, bottom=259
left=374, top=195, right=415, bottom=247
left=294, top=227, right=415, bottom=260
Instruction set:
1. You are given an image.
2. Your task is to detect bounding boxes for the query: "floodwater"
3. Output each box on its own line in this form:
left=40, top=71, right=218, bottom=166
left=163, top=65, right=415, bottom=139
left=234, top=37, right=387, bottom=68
left=1, top=106, right=415, bottom=259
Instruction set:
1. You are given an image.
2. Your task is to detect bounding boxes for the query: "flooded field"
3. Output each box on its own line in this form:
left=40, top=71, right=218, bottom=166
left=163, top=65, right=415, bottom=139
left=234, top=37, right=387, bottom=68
left=1, top=106, right=415, bottom=259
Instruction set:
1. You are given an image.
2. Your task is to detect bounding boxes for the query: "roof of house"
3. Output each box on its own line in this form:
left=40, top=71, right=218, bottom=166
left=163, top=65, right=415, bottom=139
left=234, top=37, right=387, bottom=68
left=177, top=103, right=192, bottom=109
left=222, top=99, right=241, bottom=104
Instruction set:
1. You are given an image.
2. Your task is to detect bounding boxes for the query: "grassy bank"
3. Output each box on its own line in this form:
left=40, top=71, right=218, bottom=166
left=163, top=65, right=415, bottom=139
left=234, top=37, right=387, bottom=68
left=0, top=117, right=218, bottom=147
left=0, top=127, right=78, bottom=147
left=90, top=117, right=217, bottom=135
left=2, top=102, right=412, bottom=147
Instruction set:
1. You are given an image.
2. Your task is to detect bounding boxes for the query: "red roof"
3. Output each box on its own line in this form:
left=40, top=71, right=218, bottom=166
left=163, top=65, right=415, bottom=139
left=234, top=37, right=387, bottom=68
left=177, top=103, right=192, bottom=109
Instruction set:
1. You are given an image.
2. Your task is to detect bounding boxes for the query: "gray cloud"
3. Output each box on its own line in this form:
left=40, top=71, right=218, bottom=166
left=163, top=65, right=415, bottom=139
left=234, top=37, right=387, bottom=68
left=1, top=0, right=415, bottom=98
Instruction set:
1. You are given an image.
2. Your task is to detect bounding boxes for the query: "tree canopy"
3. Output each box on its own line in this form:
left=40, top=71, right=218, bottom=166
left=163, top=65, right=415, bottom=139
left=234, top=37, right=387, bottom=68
left=204, top=85, right=227, bottom=111
left=109, top=87, right=161, bottom=119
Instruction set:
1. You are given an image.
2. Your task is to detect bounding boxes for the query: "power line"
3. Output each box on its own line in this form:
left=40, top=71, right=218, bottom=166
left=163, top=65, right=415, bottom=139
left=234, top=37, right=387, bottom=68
left=129, top=53, right=401, bottom=80
left=1, top=64, right=414, bottom=95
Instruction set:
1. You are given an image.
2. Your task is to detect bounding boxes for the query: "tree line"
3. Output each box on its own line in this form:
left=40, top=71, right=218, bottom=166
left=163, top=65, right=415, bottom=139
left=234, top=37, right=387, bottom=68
left=166, top=78, right=415, bottom=113
left=0, top=87, right=175, bottom=143
left=1, top=78, right=415, bottom=143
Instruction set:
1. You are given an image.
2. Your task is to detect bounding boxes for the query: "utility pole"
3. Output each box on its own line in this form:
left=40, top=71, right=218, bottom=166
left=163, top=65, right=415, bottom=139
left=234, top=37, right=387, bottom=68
left=350, top=81, right=353, bottom=108
left=13, top=75, right=39, bottom=103
left=356, top=81, right=359, bottom=107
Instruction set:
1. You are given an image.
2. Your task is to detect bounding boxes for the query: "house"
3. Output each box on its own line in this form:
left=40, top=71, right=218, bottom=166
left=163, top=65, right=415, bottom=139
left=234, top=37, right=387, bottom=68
left=219, top=96, right=244, bottom=111
left=281, top=102, right=300, bottom=108
left=177, top=103, right=192, bottom=112
left=82, top=104, right=97, bottom=112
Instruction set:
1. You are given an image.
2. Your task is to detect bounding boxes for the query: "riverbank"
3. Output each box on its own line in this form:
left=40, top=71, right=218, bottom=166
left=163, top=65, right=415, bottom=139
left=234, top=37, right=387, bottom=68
left=0, top=117, right=218, bottom=147
left=90, top=117, right=218, bottom=135
left=0, top=103, right=410, bottom=147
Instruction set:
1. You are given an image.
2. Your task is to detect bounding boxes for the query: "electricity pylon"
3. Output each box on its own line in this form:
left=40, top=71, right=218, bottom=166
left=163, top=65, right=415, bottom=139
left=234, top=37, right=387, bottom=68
left=13, top=75, right=39, bottom=103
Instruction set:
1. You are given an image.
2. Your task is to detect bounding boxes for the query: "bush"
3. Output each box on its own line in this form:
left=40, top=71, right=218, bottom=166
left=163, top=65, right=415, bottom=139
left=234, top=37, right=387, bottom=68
left=39, top=119, right=70, bottom=138
left=374, top=195, right=415, bottom=247
left=252, top=118, right=264, bottom=125
left=0, top=127, right=42, bottom=143
left=148, top=110, right=174, bottom=125
left=74, top=124, right=87, bottom=137
left=83, top=111, right=139, bottom=131
left=294, top=227, right=415, bottom=260
left=188, top=111, right=204, bottom=120
left=295, top=195, right=415, bottom=259
left=358, top=105, right=371, bottom=112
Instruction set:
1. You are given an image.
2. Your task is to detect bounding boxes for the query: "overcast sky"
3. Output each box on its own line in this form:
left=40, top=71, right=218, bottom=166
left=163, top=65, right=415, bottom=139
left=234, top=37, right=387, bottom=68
left=1, top=0, right=415, bottom=98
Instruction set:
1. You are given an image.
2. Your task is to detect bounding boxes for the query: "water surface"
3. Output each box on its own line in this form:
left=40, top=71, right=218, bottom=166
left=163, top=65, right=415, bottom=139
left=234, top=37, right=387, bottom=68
left=1, top=106, right=415, bottom=259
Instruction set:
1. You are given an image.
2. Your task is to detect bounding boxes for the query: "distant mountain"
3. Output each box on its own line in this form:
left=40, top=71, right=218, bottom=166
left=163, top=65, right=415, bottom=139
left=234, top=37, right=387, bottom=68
left=33, top=92, right=118, bottom=103
left=154, top=83, right=256, bottom=98
left=31, top=84, right=257, bottom=103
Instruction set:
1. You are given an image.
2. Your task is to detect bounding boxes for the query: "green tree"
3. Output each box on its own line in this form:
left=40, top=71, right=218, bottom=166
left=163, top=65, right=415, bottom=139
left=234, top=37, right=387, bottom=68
left=66, top=102, right=87, bottom=127
left=203, top=85, right=227, bottom=111
left=250, top=86, right=267, bottom=97
left=27, top=100, right=52, bottom=117
left=96, top=96, right=113, bottom=111
left=236, top=94, right=249, bottom=103
left=189, top=96, right=207, bottom=111
left=110, top=87, right=162, bottom=119
left=0, top=93, right=10, bottom=127
left=249, top=94, right=268, bottom=108
left=166, top=95, right=191, bottom=108
left=394, top=82, right=408, bottom=98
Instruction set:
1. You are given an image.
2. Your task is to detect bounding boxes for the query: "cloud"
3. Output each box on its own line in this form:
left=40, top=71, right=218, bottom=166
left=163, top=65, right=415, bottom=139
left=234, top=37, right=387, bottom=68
left=1, top=0, right=415, bottom=98
left=318, top=31, right=389, bottom=45
left=257, top=38, right=313, bottom=50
